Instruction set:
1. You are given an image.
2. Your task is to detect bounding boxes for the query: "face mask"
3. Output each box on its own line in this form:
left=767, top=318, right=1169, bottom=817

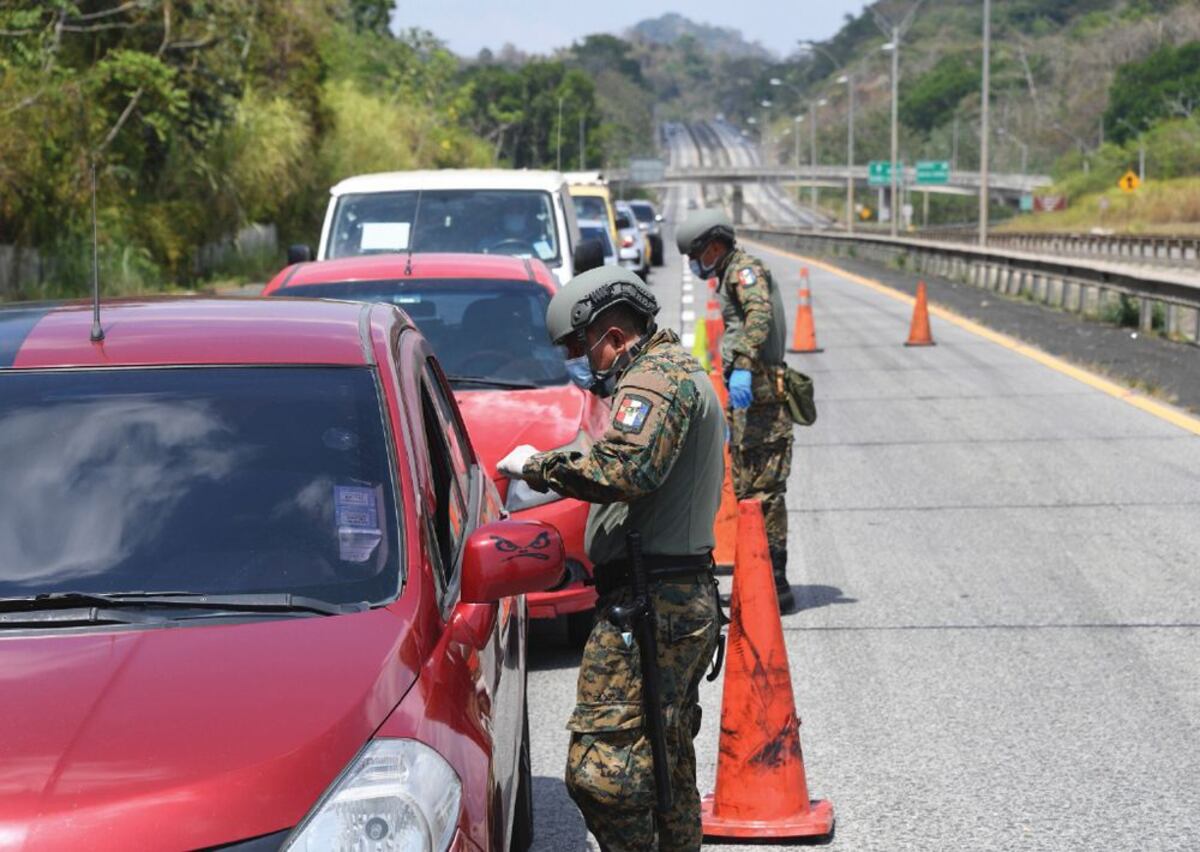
left=688, top=257, right=706, bottom=280
left=564, top=355, right=594, bottom=390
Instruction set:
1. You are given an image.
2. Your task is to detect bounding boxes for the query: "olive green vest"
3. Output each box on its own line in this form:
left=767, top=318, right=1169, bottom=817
left=584, top=346, right=725, bottom=565
left=718, top=246, right=787, bottom=368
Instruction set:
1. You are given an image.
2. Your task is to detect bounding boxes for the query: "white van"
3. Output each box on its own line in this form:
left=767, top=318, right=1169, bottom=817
left=311, top=169, right=592, bottom=287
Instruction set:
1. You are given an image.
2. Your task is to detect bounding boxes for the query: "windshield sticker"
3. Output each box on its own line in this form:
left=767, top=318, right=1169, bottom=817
left=335, top=485, right=383, bottom=562
left=534, top=240, right=554, bottom=259
left=360, top=222, right=411, bottom=251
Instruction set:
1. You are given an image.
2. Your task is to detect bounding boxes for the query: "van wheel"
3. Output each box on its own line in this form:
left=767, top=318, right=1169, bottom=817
left=566, top=610, right=594, bottom=647
left=511, top=703, right=534, bottom=852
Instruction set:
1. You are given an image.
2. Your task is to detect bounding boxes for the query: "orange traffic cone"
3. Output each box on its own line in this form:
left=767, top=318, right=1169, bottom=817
left=701, top=500, right=834, bottom=840
left=905, top=280, right=936, bottom=346
left=788, top=283, right=823, bottom=353
left=711, top=445, right=737, bottom=575
left=705, top=280, right=725, bottom=370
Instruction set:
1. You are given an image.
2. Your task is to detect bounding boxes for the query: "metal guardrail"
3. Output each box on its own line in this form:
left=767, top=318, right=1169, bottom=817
left=741, top=226, right=1200, bottom=344
left=926, top=231, right=1200, bottom=269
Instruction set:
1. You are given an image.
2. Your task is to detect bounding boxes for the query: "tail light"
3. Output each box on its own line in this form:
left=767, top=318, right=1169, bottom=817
left=621, top=235, right=635, bottom=248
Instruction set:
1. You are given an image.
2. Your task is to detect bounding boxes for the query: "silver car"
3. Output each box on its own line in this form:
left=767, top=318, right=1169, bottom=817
left=577, top=219, right=618, bottom=267
left=614, top=201, right=649, bottom=278
left=625, top=200, right=664, bottom=268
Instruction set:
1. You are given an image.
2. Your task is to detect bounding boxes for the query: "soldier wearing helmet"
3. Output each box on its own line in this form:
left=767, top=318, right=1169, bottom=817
left=676, top=208, right=796, bottom=613
left=497, top=265, right=724, bottom=851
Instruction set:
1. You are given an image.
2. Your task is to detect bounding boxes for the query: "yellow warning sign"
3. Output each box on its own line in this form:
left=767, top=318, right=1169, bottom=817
left=1118, top=171, right=1141, bottom=193
left=860, top=206, right=873, bottom=221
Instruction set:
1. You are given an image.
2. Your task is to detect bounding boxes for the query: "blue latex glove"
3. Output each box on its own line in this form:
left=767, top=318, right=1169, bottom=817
left=728, top=369, right=753, bottom=410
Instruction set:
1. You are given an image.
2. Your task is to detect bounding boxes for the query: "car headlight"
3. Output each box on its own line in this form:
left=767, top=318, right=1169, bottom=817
left=284, top=739, right=462, bottom=852
left=505, top=478, right=564, bottom=512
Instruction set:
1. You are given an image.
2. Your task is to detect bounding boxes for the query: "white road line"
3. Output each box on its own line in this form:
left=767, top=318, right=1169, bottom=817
left=681, top=310, right=696, bottom=323
left=681, top=332, right=695, bottom=348
left=681, top=294, right=694, bottom=305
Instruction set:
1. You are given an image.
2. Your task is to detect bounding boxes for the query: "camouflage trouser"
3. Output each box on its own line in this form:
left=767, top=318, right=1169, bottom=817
left=565, top=577, right=721, bottom=851
left=729, top=398, right=794, bottom=575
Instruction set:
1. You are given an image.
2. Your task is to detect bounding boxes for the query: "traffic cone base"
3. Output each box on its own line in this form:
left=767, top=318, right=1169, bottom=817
left=701, top=796, right=834, bottom=839
left=701, top=500, right=834, bottom=840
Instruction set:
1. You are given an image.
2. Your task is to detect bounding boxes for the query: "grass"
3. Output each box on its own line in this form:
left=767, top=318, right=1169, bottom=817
left=997, top=177, right=1200, bottom=235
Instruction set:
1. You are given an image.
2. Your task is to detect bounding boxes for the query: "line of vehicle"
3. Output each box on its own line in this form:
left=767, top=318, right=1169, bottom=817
left=747, top=239, right=1200, bottom=438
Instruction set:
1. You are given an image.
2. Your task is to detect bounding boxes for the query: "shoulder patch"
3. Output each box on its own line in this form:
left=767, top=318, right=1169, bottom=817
left=738, top=267, right=758, bottom=287
left=613, top=393, right=654, bottom=434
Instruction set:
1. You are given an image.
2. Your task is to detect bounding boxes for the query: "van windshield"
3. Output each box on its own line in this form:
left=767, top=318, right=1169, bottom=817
left=328, top=189, right=560, bottom=266
left=573, top=195, right=608, bottom=221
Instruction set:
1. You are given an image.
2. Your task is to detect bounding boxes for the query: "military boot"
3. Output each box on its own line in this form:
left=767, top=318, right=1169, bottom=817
left=771, top=548, right=796, bottom=614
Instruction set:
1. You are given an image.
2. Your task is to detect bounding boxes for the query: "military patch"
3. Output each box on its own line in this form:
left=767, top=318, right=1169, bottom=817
left=738, top=267, right=758, bottom=287
left=613, top=394, right=653, bottom=433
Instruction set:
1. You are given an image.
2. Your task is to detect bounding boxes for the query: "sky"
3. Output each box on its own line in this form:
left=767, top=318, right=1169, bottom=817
left=393, top=1, right=871, bottom=59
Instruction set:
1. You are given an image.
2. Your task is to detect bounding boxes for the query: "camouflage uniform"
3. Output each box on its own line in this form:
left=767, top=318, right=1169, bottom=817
left=716, top=246, right=795, bottom=597
left=523, top=328, right=724, bottom=851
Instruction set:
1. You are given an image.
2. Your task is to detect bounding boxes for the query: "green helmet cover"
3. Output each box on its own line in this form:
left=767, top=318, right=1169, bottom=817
left=545, top=266, right=659, bottom=345
left=675, top=208, right=736, bottom=256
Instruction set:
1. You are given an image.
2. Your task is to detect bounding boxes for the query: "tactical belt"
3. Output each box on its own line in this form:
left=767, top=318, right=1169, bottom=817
left=591, top=552, right=715, bottom=598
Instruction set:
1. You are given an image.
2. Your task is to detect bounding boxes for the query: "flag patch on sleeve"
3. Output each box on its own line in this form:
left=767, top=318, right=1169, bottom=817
left=738, top=267, right=758, bottom=287
left=613, top=394, right=653, bottom=434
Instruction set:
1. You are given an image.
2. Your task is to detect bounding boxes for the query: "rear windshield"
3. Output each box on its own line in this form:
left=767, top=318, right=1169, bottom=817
left=275, top=279, right=569, bottom=389
left=0, top=367, right=401, bottom=604
left=628, top=202, right=656, bottom=223
left=572, top=195, right=608, bottom=222
left=328, top=189, right=560, bottom=266
left=579, top=225, right=614, bottom=254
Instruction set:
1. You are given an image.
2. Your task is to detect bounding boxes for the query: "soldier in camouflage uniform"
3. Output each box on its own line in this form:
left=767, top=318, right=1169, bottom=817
left=676, top=209, right=796, bottom=612
left=497, top=266, right=724, bottom=851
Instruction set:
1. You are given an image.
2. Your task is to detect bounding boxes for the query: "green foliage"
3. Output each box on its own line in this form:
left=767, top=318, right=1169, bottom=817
left=0, top=0, right=496, bottom=295
left=900, top=54, right=978, bottom=134
left=1105, top=41, right=1200, bottom=144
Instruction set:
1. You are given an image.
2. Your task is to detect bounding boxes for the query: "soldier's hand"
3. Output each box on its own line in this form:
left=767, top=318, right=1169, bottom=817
left=497, top=444, right=539, bottom=479
left=728, top=369, right=753, bottom=410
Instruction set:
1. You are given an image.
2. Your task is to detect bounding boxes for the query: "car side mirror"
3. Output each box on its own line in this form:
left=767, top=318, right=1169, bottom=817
left=572, top=239, right=604, bottom=274
left=287, top=244, right=312, bottom=265
left=460, top=520, right=565, bottom=604
left=655, top=214, right=664, bottom=223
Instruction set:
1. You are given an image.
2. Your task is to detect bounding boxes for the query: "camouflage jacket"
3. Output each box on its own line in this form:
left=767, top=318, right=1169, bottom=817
left=522, top=329, right=725, bottom=564
left=716, top=246, right=786, bottom=372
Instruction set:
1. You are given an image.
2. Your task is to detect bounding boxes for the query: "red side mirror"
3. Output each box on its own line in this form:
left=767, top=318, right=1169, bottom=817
left=461, top=520, right=565, bottom=603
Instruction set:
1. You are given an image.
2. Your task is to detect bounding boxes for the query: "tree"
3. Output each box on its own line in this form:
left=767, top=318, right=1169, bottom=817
left=1105, top=41, right=1200, bottom=143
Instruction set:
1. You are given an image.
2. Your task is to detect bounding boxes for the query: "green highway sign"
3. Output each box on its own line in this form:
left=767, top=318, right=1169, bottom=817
left=868, top=160, right=893, bottom=186
left=915, top=160, right=951, bottom=185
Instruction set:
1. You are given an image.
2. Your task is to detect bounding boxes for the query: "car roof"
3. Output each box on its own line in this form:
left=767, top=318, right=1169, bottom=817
left=626, top=199, right=656, bottom=209
left=330, top=169, right=568, bottom=197
left=270, top=253, right=558, bottom=295
left=569, top=184, right=611, bottom=199
left=0, top=298, right=391, bottom=370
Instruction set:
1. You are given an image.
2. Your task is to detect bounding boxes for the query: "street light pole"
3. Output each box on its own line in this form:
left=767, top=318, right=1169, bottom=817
left=810, top=99, right=819, bottom=215
left=556, top=95, right=564, bottom=172
left=840, top=75, right=855, bottom=233
left=979, top=0, right=991, bottom=246
left=889, top=26, right=900, bottom=236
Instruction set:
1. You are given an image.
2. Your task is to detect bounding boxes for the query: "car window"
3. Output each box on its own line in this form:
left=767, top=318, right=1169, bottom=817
left=419, top=378, right=467, bottom=587
left=328, top=189, right=560, bottom=265
left=629, top=203, right=656, bottom=223
left=572, top=195, right=608, bottom=221
left=580, top=225, right=614, bottom=254
left=615, top=213, right=632, bottom=229
left=424, top=359, right=473, bottom=499
left=0, top=367, right=401, bottom=606
left=274, top=278, right=569, bottom=389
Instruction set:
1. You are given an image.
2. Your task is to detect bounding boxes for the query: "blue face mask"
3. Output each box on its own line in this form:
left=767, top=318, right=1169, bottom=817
left=564, top=355, right=594, bottom=390
left=689, top=257, right=706, bottom=280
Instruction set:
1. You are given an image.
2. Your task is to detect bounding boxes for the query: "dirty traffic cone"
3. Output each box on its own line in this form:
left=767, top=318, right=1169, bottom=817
left=711, top=444, right=737, bottom=575
left=905, top=280, right=936, bottom=347
left=701, top=500, right=834, bottom=840
left=705, top=281, right=725, bottom=370
left=788, top=271, right=823, bottom=354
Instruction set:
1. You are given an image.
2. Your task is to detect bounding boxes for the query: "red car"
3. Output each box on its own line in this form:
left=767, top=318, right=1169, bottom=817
left=0, top=297, right=564, bottom=851
left=264, top=254, right=609, bottom=641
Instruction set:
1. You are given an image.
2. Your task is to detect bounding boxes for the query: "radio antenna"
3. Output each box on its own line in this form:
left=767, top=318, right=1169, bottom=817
left=404, top=189, right=422, bottom=277
left=89, top=159, right=104, bottom=343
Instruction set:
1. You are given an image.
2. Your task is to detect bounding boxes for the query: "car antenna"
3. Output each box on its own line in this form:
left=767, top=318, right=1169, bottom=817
left=404, top=189, right=422, bottom=277
left=89, top=158, right=104, bottom=343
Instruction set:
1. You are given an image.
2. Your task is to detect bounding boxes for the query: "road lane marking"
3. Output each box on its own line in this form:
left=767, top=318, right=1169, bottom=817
left=744, top=239, right=1200, bottom=438
left=681, top=294, right=694, bottom=305
left=681, top=310, right=696, bottom=322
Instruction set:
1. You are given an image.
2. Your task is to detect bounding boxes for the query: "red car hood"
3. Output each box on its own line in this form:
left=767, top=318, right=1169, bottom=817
left=455, top=385, right=594, bottom=487
left=0, top=609, right=419, bottom=850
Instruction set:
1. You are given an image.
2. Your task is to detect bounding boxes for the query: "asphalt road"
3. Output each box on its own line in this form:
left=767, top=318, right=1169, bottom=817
left=525, top=212, right=1200, bottom=849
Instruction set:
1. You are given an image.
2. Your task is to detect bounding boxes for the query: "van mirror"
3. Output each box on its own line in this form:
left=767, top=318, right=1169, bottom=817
left=572, top=239, right=605, bottom=274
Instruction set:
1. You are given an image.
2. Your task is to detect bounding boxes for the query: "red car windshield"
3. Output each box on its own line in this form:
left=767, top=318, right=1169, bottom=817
left=0, top=367, right=401, bottom=606
left=275, top=278, right=570, bottom=390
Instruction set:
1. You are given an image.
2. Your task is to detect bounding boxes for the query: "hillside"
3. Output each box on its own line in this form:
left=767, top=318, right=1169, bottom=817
left=627, top=13, right=773, bottom=60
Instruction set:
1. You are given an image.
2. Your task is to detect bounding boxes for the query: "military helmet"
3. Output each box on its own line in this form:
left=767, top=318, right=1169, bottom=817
left=675, top=208, right=736, bottom=256
left=545, top=266, right=659, bottom=345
